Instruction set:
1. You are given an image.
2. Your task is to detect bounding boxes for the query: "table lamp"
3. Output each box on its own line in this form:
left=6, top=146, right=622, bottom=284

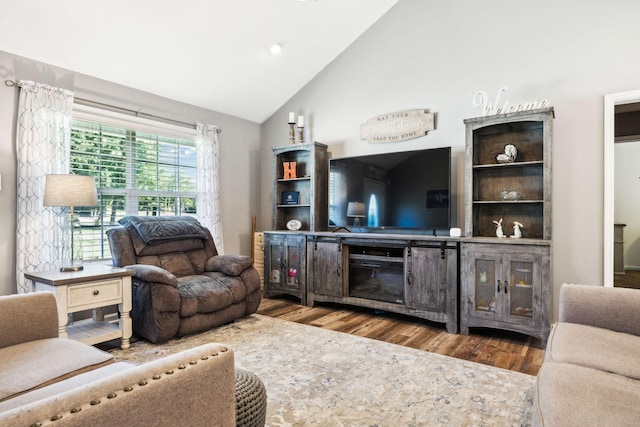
left=44, top=174, right=98, bottom=272
left=347, top=202, right=366, bottom=227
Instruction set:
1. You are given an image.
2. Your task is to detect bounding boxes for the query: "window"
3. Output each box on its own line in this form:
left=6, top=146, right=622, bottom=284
left=70, top=107, right=197, bottom=260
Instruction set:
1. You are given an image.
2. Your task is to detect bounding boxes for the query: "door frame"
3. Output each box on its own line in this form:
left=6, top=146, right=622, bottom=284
left=603, top=90, right=640, bottom=286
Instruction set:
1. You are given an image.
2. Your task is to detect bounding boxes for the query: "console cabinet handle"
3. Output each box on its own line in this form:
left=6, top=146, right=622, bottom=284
left=496, top=280, right=501, bottom=293
left=360, top=263, right=381, bottom=268
left=93, top=290, right=100, bottom=296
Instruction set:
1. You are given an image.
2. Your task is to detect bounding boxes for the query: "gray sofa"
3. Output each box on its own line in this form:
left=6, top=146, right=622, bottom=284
left=107, top=216, right=261, bottom=343
left=533, top=283, right=640, bottom=426
left=0, top=292, right=237, bottom=427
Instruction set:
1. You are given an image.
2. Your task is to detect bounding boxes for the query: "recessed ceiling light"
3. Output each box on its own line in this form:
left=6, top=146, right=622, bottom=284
left=270, top=42, right=283, bottom=55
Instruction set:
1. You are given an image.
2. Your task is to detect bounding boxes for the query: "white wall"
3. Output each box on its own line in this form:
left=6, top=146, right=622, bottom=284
left=615, top=141, right=640, bottom=269
left=260, top=0, right=640, bottom=321
left=0, top=50, right=262, bottom=295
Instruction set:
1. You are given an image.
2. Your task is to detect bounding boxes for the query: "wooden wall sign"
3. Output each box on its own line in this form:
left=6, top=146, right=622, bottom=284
left=360, top=109, right=434, bottom=143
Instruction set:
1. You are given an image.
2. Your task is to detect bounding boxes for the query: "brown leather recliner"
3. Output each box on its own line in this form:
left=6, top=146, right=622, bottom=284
left=107, top=216, right=261, bottom=343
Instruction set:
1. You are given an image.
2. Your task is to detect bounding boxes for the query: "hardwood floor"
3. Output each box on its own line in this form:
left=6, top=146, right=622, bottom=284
left=257, top=296, right=545, bottom=376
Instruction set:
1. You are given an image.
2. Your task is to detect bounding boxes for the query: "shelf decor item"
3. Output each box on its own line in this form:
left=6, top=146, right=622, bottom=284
left=270, top=269, right=280, bottom=282
left=287, top=267, right=298, bottom=286
left=288, top=112, right=296, bottom=145
left=43, top=174, right=98, bottom=272
left=499, top=190, right=522, bottom=201
left=281, top=191, right=299, bottom=205
left=496, top=143, right=517, bottom=163
left=286, top=219, right=302, bottom=231
left=283, top=161, right=297, bottom=179
left=493, top=218, right=505, bottom=238
left=297, top=115, right=304, bottom=143
left=511, top=221, right=524, bottom=238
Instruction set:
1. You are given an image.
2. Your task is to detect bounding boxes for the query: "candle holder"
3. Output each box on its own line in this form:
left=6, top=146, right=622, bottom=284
left=297, top=126, right=304, bottom=143
left=288, top=122, right=295, bottom=145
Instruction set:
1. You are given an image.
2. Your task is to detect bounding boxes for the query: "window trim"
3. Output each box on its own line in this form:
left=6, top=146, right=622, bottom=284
left=72, top=104, right=196, bottom=141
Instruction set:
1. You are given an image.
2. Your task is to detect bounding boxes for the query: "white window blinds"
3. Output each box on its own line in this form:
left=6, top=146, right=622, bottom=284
left=70, top=106, right=197, bottom=260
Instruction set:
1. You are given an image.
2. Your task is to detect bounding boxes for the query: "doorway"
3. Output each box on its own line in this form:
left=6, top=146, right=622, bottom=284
left=603, top=90, right=640, bottom=287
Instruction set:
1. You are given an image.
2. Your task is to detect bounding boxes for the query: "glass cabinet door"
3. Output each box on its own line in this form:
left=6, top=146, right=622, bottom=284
left=267, top=236, right=304, bottom=289
left=264, top=233, right=307, bottom=304
left=267, top=239, right=285, bottom=286
left=469, top=252, right=502, bottom=319
left=504, top=253, right=537, bottom=324
left=285, top=239, right=303, bottom=289
left=462, top=242, right=549, bottom=343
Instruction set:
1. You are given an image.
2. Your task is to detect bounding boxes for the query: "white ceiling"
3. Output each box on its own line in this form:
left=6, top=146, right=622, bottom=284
left=0, top=0, right=399, bottom=123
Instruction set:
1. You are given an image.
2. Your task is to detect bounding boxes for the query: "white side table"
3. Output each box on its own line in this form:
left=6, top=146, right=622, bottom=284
left=25, top=266, right=135, bottom=349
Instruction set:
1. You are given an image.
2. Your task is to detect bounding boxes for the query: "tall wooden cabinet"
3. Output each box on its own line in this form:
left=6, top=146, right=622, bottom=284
left=461, top=108, right=554, bottom=346
left=272, top=142, right=328, bottom=232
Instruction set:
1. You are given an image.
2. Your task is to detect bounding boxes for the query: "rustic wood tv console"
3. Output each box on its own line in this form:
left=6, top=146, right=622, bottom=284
left=264, top=107, right=553, bottom=344
left=264, top=231, right=459, bottom=334
left=264, top=230, right=551, bottom=344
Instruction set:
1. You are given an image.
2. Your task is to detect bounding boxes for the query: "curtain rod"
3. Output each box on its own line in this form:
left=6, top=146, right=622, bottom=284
left=4, top=79, right=221, bottom=133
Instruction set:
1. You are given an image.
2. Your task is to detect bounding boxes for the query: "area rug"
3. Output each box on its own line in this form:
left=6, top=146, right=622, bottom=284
left=108, top=314, right=536, bottom=426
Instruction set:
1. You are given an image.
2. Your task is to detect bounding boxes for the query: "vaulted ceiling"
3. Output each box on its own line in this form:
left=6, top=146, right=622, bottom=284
left=0, top=0, right=399, bottom=123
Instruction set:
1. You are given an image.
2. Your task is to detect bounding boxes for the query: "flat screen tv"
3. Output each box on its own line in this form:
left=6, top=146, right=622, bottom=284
left=328, top=147, right=451, bottom=234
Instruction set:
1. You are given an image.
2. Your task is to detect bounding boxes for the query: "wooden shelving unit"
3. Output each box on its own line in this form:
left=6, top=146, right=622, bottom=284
left=464, top=108, right=554, bottom=239
left=272, top=142, right=328, bottom=232
left=461, top=108, right=554, bottom=346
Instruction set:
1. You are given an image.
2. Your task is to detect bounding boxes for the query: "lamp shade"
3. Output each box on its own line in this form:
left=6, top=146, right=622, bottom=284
left=347, top=202, right=366, bottom=218
left=43, top=174, right=98, bottom=207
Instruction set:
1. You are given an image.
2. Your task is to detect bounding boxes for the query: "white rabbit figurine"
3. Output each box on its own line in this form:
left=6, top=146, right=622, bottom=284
left=511, top=221, right=523, bottom=238
left=493, top=218, right=505, bottom=238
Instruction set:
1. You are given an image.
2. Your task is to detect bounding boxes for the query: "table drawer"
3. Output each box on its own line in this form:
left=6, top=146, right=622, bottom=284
left=68, top=279, right=122, bottom=308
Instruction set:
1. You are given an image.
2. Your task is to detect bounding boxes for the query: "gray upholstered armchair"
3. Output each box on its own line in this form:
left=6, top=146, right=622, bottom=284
left=107, top=216, right=261, bottom=343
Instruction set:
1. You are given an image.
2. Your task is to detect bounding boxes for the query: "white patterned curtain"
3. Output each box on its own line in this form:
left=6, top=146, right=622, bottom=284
left=196, top=122, right=224, bottom=254
left=15, top=81, right=74, bottom=293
